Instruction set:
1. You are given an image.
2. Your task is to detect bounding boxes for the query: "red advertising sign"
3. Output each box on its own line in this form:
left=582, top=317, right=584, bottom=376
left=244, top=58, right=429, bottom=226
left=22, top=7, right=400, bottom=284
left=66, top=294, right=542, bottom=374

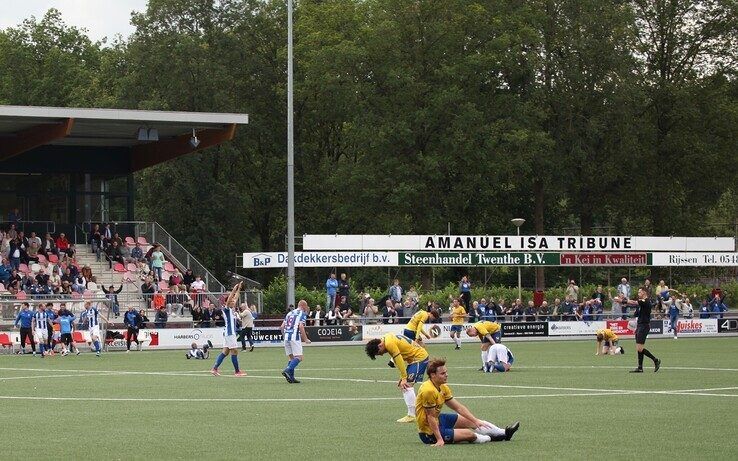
left=606, top=320, right=634, bottom=335
left=560, top=253, right=649, bottom=266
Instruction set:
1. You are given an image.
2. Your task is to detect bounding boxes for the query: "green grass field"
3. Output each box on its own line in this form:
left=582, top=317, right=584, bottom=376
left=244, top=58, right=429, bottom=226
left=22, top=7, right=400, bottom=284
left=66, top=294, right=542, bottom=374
left=1, top=337, right=737, bottom=460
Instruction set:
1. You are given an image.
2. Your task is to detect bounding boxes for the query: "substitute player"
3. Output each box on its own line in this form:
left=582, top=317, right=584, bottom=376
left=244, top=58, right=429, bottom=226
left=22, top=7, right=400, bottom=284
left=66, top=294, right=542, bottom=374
left=365, top=333, right=429, bottom=423
left=626, top=288, right=661, bottom=373
left=485, top=343, right=515, bottom=372
left=281, top=299, right=311, bottom=383
left=449, top=298, right=467, bottom=350
left=595, top=328, right=624, bottom=356
left=415, top=357, right=520, bottom=446
left=211, top=282, right=247, bottom=376
left=465, top=320, right=502, bottom=371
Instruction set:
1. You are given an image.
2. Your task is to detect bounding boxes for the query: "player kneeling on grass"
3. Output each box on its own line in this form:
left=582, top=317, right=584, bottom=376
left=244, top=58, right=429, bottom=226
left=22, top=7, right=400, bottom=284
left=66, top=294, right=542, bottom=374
left=186, top=340, right=212, bottom=359
left=485, top=343, right=514, bottom=373
left=595, top=328, right=624, bottom=356
left=465, top=321, right=502, bottom=371
left=416, top=358, right=519, bottom=447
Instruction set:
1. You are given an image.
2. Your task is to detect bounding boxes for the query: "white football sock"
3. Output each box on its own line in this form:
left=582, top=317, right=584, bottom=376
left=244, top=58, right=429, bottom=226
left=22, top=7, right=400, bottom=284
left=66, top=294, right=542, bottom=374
left=477, top=421, right=505, bottom=437
left=481, top=350, right=487, bottom=367
left=402, top=387, right=416, bottom=416
left=473, top=434, right=491, bottom=443
left=455, top=337, right=461, bottom=347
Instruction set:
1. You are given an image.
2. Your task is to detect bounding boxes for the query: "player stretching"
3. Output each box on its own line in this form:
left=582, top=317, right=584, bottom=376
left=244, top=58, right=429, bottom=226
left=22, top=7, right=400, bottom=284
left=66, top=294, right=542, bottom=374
left=83, top=302, right=108, bottom=356
left=365, top=333, right=429, bottom=423
left=595, top=328, right=624, bottom=355
left=32, top=304, right=50, bottom=357
left=211, top=282, right=247, bottom=377
left=449, top=298, right=467, bottom=350
left=465, top=321, right=502, bottom=371
left=626, top=288, right=661, bottom=373
left=415, top=358, right=519, bottom=446
left=280, top=299, right=311, bottom=383
left=403, top=308, right=441, bottom=344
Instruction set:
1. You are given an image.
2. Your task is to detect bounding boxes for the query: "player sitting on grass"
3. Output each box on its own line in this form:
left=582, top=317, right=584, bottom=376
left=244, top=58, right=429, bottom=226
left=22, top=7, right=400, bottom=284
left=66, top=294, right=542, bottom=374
left=595, top=328, right=624, bottom=356
left=485, top=343, right=514, bottom=372
left=416, top=357, right=519, bottom=446
left=366, top=333, right=429, bottom=423
left=465, top=320, right=502, bottom=371
left=186, top=340, right=212, bottom=359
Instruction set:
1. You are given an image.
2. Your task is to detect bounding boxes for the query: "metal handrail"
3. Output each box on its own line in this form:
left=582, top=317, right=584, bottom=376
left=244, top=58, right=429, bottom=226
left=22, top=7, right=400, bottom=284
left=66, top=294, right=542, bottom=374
left=0, top=221, right=56, bottom=234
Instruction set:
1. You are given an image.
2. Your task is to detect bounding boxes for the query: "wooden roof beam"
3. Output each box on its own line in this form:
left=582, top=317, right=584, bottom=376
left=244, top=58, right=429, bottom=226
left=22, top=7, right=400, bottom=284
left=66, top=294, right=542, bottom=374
left=0, top=118, right=75, bottom=162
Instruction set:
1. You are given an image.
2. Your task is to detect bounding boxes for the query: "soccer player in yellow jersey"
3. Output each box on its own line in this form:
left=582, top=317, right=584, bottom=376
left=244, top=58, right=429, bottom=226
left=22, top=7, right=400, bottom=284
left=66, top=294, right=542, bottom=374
left=465, top=321, right=502, bottom=371
left=415, top=358, right=520, bottom=446
left=449, top=298, right=467, bottom=350
left=365, top=333, right=429, bottom=423
left=595, top=328, right=625, bottom=356
left=403, top=308, right=440, bottom=344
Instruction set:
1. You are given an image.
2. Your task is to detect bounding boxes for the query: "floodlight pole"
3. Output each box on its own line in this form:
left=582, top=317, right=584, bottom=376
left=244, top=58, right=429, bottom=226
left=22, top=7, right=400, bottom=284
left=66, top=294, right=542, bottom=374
left=511, top=218, right=526, bottom=301
left=286, top=0, right=296, bottom=308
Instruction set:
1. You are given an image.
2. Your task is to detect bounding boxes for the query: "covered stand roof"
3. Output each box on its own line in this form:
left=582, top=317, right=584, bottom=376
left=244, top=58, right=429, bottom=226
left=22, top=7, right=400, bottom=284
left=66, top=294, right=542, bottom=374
left=0, top=105, right=249, bottom=174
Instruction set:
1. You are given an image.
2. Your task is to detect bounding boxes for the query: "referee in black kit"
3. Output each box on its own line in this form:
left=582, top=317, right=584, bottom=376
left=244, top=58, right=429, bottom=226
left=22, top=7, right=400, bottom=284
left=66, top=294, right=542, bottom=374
left=626, top=288, right=661, bottom=373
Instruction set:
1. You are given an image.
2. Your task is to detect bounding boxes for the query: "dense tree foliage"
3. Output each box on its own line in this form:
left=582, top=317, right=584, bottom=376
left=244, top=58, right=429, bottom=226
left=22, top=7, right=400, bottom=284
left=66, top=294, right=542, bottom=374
left=0, top=1, right=736, bottom=292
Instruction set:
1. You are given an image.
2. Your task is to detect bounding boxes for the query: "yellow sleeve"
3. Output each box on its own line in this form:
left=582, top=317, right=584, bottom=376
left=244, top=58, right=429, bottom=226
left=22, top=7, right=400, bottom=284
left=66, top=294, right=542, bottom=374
left=385, top=337, right=408, bottom=378
left=476, top=322, right=489, bottom=336
left=417, top=387, right=436, bottom=409
left=415, top=311, right=428, bottom=335
left=441, top=384, right=453, bottom=401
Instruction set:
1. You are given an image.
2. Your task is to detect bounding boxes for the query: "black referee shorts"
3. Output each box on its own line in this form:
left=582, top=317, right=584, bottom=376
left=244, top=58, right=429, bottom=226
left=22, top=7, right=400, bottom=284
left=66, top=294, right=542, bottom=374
left=635, top=324, right=649, bottom=344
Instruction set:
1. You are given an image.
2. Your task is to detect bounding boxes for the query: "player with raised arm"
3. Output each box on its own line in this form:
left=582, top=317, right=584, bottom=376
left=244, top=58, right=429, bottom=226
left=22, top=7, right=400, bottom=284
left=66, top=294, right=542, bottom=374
left=365, top=333, right=429, bottom=423
left=626, top=288, right=661, bottom=373
left=280, top=299, right=311, bottom=383
left=595, top=328, right=624, bottom=356
left=211, top=282, right=247, bottom=377
left=465, top=320, right=502, bottom=371
left=415, top=358, right=519, bottom=446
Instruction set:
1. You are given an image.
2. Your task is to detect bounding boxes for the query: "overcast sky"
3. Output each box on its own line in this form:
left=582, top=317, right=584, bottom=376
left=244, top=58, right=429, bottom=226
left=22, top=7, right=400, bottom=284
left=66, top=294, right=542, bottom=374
left=0, top=0, right=149, bottom=43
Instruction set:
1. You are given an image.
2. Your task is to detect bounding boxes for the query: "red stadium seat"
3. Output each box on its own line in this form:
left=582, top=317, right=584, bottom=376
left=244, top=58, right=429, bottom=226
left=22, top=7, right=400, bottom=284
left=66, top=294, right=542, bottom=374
left=83, top=290, right=94, bottom=299
left=0, top=333, right=14, bottom=354
left=137, top=237, right=148, bottom=245
left=37, top=254, right=47, bottom=263
left=125, top=236, right=136, bottom=247
left=16, top=291, right=27, bottom=300
left=126, top=263, right=137, bottom=272
left=48, top=254, right=59, bottom=263
left=72, top=331, right=89, bottom=345
left=71, top=292, right=82, bottom=299
left=164, top=261, right=175, bottom=272
left=157, top=281, right=169, bottom=292
left=18, top=263, right=29, bottom=274
left=114, top=263, right=126, bottom=273
left=123, top=271, right=134, bottom=283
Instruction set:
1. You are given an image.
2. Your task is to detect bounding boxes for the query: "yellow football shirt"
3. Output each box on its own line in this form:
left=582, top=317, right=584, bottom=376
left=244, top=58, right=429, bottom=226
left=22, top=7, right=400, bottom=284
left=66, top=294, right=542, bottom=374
left=405, top=310, right=430, bottom=336
left=475, top=321, right=501, bottom=336
left=451, top=306, right=466, bottom=325
left=415, top=379, right=453, bottom=435
left=596, top=328, right=618, bottom=342
left=383, top=333, right=429, bottom=379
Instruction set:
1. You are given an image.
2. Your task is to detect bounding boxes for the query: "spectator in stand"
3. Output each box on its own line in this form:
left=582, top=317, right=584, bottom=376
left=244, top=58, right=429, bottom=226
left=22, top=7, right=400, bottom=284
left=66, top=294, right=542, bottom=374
left=580, top=301, right=593, bottom=321
left=81, top=265, right=93, bottom=282
left=102, top=223, right=112, bottom=247
left=326, top=306, right=341, bottom=325
left=555, top=297, right=573, bottom=321
left=183, top=268, right=195, bottom=289
left=6, top=269, right=21, bottom=294
left=389, top=278, right=403, bottom=305
left=524, top=301, right=537, bottom=322
left=154, top=307, right=168, bottom=328
left=476, top=298, right=487, bottom=321
left=617, top=277, right=631, bottom=300
left=169, top=267, right=183, bottom=287
left=510, top=299, right=524, bottom=321
left=325, top=273, right=339, bottom=310
left=342, top=307, right=357, bottom=325
left=469, top=301, right=480, bottom=323
left=309, top=304, right=325, bottom=326
left=27, top=232, right=41, bottom=249
left=459, top=276, right=472, bottom=312
left=166, top=285, right=187, bottom=316
left=406, top=285, right=419, bottom=308
left=8, top=238, right=21, bottom=270
left=129, top=242, right=144, bottom=262
left=138, top=309, right=149, bottom=329
left=102, top=284, right=123, bottom=318
left=55, top=233, right=71, bottom=261
left=681, top=296, right=694, bottom=319
left=72, top=273, right=86, bottom=294
left=382, top=300, right=398, bottom=324
left=538, top=301, right=550, bottom=321
left=40, top=232, right=57, bottom=257
left=566, top=279, right=579, bottom=302
left=0, top=258, right=10, bottom=285
left=611, top=295, right=623, bottom=320
left=212, top=304, right=225, bottom=327
left=48, top=267, right=61, bottom=293
left=136, top=260, right=151, bottom=281
left=200, top=305, right=212, bottom=327
left=150, top=244, right=165, bottom=281
left=111, top=232, right=123, bottom=248
left=364, top=298, right=380, bottom=323
left=338, top=273, right=350, bottom=300
left=402, top=298, right=416, bottom=319
left=141, top=276, right=156, bottom=303
left=657, top=280, right=670, bottom=300
left=89, top=224, right=102, bottom=261
left=643, top=279, right=653, bottom=300
left=592, top=298, right=604, bottom=321
left=191, top=306, right=203, bottom=326
left=190, top=275, right=206, bottom=307
left=7, top=207, right=21, bottom=225
left=591, top=285, right=606, bottom=304
left=105, top=241, right=124, bottom=269
left=709, top=295, right=728, bottom=319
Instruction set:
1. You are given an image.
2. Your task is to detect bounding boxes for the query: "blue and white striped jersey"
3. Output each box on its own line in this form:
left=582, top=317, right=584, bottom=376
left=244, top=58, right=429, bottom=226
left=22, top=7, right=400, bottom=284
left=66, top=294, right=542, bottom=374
left=222, top=306, right=239, bottom=336
left=86, top=306, right=101, bottom=328
left=33, top=310, right=48, bottom=329
left=283, top=308, right=306, bottom=341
